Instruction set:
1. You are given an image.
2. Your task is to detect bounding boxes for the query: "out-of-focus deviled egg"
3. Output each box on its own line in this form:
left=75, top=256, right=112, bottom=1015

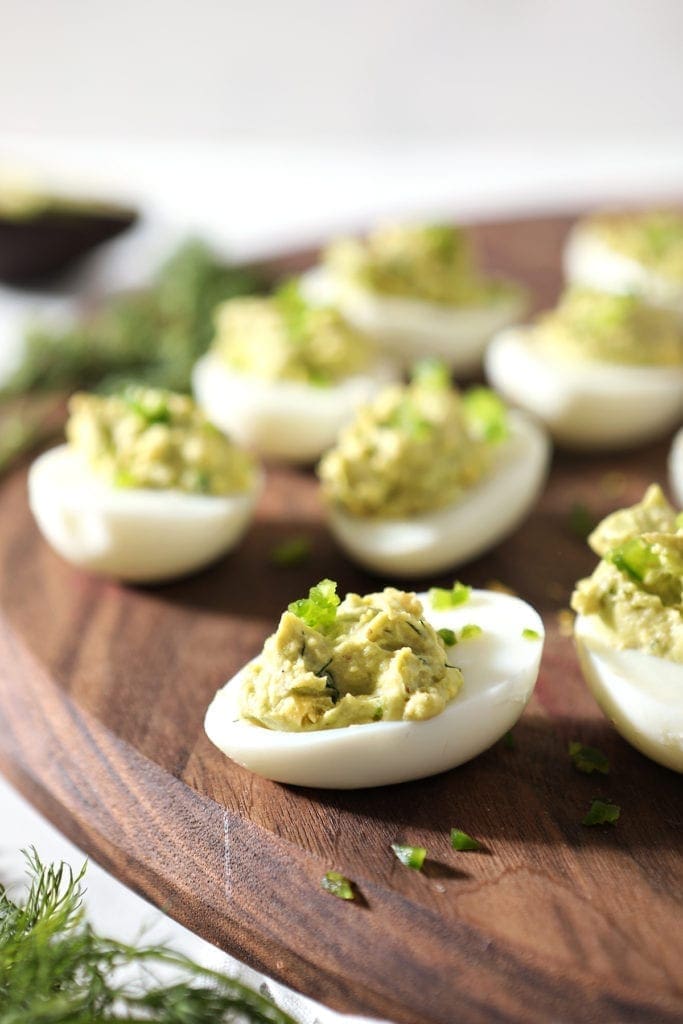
left=486, top=287, right=683, bottom=450
left=29, top=386, right=260, bottom=583
left=571, top=485, right=683, bottom=772
left=205, top=579, right=544, bottom=788
left=299, top=223, right=527, bottom=375
left=565, top=209, right=683, bottom=321
left=316, top=361, right=550, bottom=577
left=192, top=280, right=395, bottom=462
left=670, top=427, right=683, bottom=507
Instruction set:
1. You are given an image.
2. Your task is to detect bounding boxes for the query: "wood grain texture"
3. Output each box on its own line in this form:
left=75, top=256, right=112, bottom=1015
left=1, top=214, right=682, bottom=1024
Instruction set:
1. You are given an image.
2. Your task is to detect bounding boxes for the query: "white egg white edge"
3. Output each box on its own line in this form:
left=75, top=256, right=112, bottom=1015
left=563, top=224, right=683, bottom=321
left=299, top=266, right=527, bottom=374
left=485, top=326, right=683, bottom=450
left=574, top=612, right=683, bottom=773
left=192, top=351, right=398, bottom=462
left=325, top=410, right=550, bottom=577
left=669, top=427, right=683, bottom=508
left=204, top=589, right=545, bottom=789
left=28, top=444, right=263, bottom=584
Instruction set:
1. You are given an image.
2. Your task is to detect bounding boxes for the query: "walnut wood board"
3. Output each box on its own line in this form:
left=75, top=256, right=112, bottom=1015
left=1, top=214, right=682, bottom=1024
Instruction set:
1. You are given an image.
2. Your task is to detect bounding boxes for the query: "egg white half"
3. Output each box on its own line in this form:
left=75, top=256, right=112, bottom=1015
left=669, top=427, right=683, bottom=508
left=324, top=410, right=549, bottom=578
left=485, top=327, right=683, bottom=450
left=28, top=444, right=261, bottom=583
left=574, top=612, right=683, bottom=773
left=204, top=589, right=544, bottom=789
left=192, top=351, right=396, bottom=462
left=299, top=266, right=526, bottom=376
left=564, top=223, right=683, bottom=322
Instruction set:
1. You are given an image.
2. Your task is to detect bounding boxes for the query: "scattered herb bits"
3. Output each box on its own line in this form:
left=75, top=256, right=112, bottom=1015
left=437, top=627, right=457, bottom=646
left=429, top=581, right=471, bottom=609
left=289, top=579, right=340, bottom=630
left=460, top=623, right=482, bottom=640
left=569, top=502, right=596, bottom=540
left=582, top=799, right=620, bottom=826
left=522, top=628, right=541, bottom=641
left=321, top=871, right=355, bottom=900
left=569, top=741, right=610, bottom=775
left=271, top=536, right=311, bottom=568
left=391, top=843, right=427, bottom=870
left=450, top=828, right=481, bottom=851
left=503, top=729, right=515, bottom=749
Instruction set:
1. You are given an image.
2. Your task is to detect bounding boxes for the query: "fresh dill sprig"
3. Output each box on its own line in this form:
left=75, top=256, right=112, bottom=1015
left=0, top=848, right=296, bottom=1023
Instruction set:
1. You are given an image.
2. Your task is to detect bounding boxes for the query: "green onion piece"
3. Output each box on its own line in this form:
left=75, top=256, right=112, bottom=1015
left=522, top=628, right=541, bottom=640
left=463, top=386, right=509, bottom=443
left=582, top=799, right=620, bottom=826
left=391, top=843, right=427, bottom=870
left=569, top=741, right=610, bottom=775
left=411, top=357, right=450, bottom=390
left=321, top=871, right=355, bottom=900
left=503, top=729, right=515, bottom=749
left=289, top=578, right=340, bottom=631
left=270, top=537, right=311, bottom=568
left=608, top=537, right=660, bottom=583
left=450, top=828, right=481, bottom=851
left=437, top=627, right=457, bottom=646
left=460, top=623, right=483, bottom=640
left=569, top=502, right=596, bottom=540
left=429, top=581, right=471, bottom=609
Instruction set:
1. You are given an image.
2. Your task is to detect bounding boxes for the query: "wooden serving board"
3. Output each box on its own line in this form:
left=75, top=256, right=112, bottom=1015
left=1, top=214, right=682, bottom=1024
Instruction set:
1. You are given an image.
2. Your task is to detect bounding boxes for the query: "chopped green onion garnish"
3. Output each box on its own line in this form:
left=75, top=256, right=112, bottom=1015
left=391, top=843, right=427, bottom=870
left=270, top=537, right=311, bottom=568
left=430, top=581, right=471, bottom=609
left=450, top=828, right=481, bottom=851
left=569, top=502, right=596, bottom=540
left=437, top=627, right=457, bottom=646
left=503, top=730, right=515, bottom=749
left=569, top=742, right=609, bottom=775
left=289, top=578, right=340, bottom=631
left=321, top=871, right=355, bottom=900
left=522, top=628, right=541, bottom=640
left=582, top=799, right=620, bottom=826
left=460, top=623, right=483, bottom=640
left=608, top=537, right=660, bottom=583
left=463, top=386, right=508, bottom=443
left=411, top=357, right=450, bottom=390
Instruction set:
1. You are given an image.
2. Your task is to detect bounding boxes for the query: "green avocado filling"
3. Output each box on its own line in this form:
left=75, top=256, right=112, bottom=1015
left=324, top=222, right=520, bottom=307
left=571, top=484, right=683, bottom=662
left=210, top=280, right=373, bottom=385
left=591, top=209, right=683, bottom=283
left=238, top=582, right=463, bottom=731
left=534, top=287, right=683, bottom=366
left=66, top=386, right=254, bottom=495
left=318, top=368, right=504, bottom=518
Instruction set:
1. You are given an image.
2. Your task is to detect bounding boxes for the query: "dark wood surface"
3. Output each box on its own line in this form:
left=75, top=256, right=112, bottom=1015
left=1, top=214, right=682, bottom=1024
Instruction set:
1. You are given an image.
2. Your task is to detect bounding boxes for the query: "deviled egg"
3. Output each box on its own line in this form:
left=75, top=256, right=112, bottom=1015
left=300, top=223, right=527, bottom=375
left=205, top=579, right=544, bottom=788
left=29, top=386, right=260, bottom=583
left=571, top=485, right=683, bottom=772
left=565, top=209, right=683, bottom=320
left=670, top=427, right=683, bottom=507
left=486, top=287, right=683, bottom=449
left=316, top=362, right=550, bottom=577
left=192, top=281, right=396, bottom=462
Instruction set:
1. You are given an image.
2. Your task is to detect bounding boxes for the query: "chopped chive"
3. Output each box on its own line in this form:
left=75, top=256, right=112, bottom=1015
left=437, top=627, right=457, bottom=646
left=429, top=581, right=471, bottom=609
left=270, top=536, right=311, bottom=568
left=569, top=502, right=596, bottom=540
left=522, top=628, right=541, bottom=640
left=289, top=578, right=340, bottom=631
left=608, top=537, right=660, bottom=583
left=391, top=843, right=427, bottom=870
left=569, top=742, right=610, bottom=775
left=372, top=703, right=384, bottom=721
left=463, top=386, right=508, bottom=443
left=460, top=623, right=482, bottom=640
left=450, top=828, right=481, bottom=851
left=321, top=871, right=355, bottom=900
left=582, top=799, right=620, bottom=826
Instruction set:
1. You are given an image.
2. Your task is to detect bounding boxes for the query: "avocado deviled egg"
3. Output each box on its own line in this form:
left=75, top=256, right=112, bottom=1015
left=300, top=223, right=527, bottom=375
left=29, top=386, right=260, bottom=583
left=205, top=579, right=544, bottom=788
left=565, top=209, right=683, bottom=321
left=192, top=280, right=396, bottom=462
left=571, top=485, right=683, bottom=772
left=486, top=287, right=683, bottom=450
left=317, top=361, right=550, bottom=577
